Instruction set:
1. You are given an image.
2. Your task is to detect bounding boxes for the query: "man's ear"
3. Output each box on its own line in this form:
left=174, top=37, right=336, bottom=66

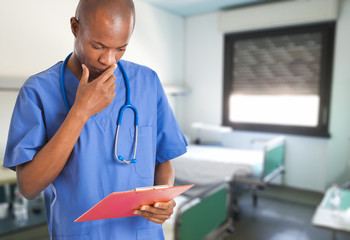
left=70, top=17, right=80, bottom=37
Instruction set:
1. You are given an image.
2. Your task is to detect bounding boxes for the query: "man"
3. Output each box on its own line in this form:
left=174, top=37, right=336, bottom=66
left=3, top=0, right=187, bottom=239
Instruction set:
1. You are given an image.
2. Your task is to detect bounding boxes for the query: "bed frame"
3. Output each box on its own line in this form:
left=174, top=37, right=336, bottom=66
left=173, top=181, right=234, bottom=240
left=233, top=136, right=285, bottom=185
left=169, top=135, right=286, bottom=236
left=231, top=136, right=286, bottom=217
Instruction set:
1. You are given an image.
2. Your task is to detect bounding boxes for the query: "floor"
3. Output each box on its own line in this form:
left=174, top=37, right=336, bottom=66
left=224, top=185, right=350, bottom=240
left=0, top=224, right=49, bottom=240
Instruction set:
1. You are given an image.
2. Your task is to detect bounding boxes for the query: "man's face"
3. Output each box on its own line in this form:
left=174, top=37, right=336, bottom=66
left=73, top=11, right=134, bottom=80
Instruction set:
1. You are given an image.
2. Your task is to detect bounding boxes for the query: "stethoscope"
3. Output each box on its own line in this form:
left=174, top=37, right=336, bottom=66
left=61, top=53, right=138, bottom=164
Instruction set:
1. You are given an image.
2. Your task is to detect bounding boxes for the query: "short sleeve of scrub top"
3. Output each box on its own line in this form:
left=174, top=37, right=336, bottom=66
left=3, top=81, right=47, bottom=170
left=154, top=73, right=187, bottom=164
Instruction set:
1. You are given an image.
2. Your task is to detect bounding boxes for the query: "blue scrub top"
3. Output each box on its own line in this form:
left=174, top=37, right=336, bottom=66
left=4, top=59, right=187, bottom=240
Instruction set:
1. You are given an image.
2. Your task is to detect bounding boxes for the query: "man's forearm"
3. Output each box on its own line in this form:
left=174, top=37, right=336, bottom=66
left=154, top=160, right=175, bottom=187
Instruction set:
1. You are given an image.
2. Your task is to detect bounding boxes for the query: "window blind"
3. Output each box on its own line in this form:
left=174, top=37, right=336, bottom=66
left=231, top=33, right=321, bottom=95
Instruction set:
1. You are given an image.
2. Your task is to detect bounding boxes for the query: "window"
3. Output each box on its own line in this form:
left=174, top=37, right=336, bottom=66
left=223, top=22, right=335, bottom=137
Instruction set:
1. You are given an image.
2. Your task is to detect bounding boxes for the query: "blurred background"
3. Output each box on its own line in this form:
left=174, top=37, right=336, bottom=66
left=1, top=0, right=350, bottom=239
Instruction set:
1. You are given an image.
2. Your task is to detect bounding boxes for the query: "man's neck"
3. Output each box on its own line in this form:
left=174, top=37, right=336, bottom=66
left=66, top=53, right=83, bottom=80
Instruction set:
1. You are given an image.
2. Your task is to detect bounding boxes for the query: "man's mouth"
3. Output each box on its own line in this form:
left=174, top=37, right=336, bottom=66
left=92, top=67, right=105, bottom=76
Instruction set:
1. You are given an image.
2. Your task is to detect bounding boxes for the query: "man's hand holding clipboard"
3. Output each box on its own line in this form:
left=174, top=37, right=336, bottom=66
left=74, top=184, right=194, bottom=223
left=133, top=185, right=177, bottom=224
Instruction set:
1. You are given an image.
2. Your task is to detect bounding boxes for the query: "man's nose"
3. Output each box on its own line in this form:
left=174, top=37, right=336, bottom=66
left=99, top=49, right=117, bottom=66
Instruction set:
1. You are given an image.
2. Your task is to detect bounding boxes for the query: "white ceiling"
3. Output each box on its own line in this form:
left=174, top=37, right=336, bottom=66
left=140, top=0, right=282, bottom=17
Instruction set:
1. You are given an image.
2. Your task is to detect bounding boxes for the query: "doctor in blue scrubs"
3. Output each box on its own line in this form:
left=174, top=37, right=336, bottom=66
left=3, top=0, right=187, bottom=239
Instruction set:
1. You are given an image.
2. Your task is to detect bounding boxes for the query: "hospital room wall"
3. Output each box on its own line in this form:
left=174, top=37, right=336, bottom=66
left=182, top=0, right=350, bottom=192
left=0, top=0, right=185, bottom=159
left=0, top=0, right=184, bottom=83
left=327, top=0, right=350, bottom=186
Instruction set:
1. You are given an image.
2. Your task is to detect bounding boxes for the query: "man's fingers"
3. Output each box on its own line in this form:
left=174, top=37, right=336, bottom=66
left=108, top=82, right=117, bottom=92
left=104, top=74, right=116, bottom=88
left=143, top=216, right=168, bottom=224
left=80, top=64, right=89, bottom=84
left=137, top=204, right=174, bottom=215
left=136, top=209, right=171, bottom=224
left=135, top=210, right=170, bottom=220
left=97, top=63, right=117, bottom=83
left=134, top=203, right=174, bottom=224
left=154, top=200, right=176, bottom=210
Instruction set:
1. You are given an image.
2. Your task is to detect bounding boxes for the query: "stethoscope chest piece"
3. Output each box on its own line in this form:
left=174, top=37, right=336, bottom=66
left=115, top=124, right=138, bottom=164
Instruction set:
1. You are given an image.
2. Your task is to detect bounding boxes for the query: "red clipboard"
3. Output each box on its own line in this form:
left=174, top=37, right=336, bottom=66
left=74, top=184, right=194, bottom=222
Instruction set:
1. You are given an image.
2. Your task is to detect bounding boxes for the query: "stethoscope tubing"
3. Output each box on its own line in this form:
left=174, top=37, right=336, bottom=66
left=61, top=53, right=73, bottom=113
left=60, top=53, right=138, bottom=164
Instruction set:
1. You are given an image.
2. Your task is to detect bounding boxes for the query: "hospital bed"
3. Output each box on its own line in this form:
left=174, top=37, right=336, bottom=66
left=171, top=135, right=286, bottom=218
left=163, top=180, right=234, bottom=240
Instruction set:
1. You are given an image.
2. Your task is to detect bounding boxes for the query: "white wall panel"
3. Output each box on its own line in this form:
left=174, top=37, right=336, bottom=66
left=219, top=0, right=338, bottom=33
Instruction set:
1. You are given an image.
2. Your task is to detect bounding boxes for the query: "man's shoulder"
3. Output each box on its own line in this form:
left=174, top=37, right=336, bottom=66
left=119, top=59, right=157, bottom=76
left=23, top=62, right=61, bottom=89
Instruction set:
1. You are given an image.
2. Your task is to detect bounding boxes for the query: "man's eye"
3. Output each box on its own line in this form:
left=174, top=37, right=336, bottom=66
left=93, top=45, right=103, bottom=50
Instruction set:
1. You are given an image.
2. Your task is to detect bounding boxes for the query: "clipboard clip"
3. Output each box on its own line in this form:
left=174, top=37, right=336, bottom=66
left=134, top=185, right=169, bottom=191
